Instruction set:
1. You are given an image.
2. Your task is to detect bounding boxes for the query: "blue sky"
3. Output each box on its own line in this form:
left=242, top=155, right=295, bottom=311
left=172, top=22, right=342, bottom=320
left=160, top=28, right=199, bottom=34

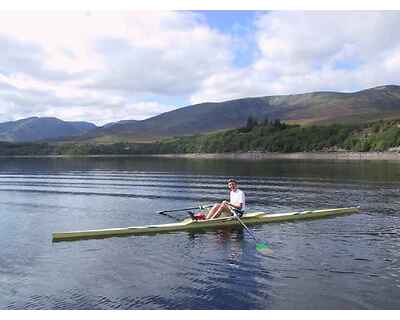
left=0, top=11, right=399, bottom=125
left=197, top=10, right=262, bottom=67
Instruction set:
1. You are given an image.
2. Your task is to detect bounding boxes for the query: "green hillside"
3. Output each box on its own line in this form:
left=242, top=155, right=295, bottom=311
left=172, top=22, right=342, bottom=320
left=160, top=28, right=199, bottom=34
left=2, top=118, right=400, bottom=156
left=77, top=85, right=400, bottom=143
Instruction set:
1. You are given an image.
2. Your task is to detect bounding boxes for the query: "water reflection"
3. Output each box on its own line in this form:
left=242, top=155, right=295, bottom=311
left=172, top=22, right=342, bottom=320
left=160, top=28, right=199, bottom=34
left=0, top=157, right=399, bottom=309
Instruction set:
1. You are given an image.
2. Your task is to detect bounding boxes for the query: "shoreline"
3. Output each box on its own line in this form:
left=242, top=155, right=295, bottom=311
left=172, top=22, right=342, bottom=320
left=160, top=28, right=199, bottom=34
left=152, top=152, right=400, bottom=161
left=1, top=151, right=400, bottom=160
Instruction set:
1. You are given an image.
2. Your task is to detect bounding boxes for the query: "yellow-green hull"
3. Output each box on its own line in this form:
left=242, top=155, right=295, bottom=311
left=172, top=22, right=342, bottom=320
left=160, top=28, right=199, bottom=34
left=52, top=207, right=359, bottom=242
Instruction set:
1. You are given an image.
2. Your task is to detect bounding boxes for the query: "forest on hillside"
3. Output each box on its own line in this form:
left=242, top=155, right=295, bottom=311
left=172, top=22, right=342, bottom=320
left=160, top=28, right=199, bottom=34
left=1, top=118, right=400, bottom=156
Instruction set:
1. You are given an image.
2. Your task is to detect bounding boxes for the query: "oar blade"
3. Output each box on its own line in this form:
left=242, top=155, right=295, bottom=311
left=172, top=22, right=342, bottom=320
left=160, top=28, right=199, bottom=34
left=256, top=242, right=273, bottom=255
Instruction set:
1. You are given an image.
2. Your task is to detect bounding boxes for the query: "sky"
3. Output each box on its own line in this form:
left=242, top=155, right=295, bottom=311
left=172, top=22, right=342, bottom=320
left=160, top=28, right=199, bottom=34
left=1, top=11, right=400, bottom=125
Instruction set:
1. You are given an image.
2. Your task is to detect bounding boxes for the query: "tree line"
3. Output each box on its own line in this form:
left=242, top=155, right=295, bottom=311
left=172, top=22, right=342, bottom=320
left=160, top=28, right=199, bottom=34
left=1, top=118, right=400, bottom=156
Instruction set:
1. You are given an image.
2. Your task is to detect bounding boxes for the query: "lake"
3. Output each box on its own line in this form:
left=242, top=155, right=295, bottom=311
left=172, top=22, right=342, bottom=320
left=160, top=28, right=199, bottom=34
left=0, top=157, right=399, bottom=309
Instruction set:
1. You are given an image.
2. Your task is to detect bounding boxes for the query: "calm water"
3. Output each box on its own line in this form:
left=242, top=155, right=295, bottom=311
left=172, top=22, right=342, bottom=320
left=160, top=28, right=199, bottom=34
left=0, top=157, right=399, bottom=310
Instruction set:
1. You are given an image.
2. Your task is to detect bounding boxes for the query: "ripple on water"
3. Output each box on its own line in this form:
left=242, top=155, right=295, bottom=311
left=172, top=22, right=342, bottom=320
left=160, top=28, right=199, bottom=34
left=1, top=159, right=400, bottom=309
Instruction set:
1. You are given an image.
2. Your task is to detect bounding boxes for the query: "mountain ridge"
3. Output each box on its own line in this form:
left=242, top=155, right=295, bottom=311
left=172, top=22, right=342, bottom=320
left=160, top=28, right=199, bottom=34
left=1, top=84, right=400, bottom=143
left=0, top=117, right=97, bottom=142
left=77, top=84, right=400, bottom=142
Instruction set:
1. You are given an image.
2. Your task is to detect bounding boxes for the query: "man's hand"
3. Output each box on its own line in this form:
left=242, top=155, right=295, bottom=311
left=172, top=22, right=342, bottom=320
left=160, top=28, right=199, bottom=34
left=224, top=201, right=235, bottom=208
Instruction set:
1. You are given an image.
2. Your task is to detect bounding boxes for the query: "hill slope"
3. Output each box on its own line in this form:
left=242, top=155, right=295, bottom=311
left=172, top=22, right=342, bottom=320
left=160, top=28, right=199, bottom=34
left=0, top=117, right=97, bottom=142
left=2, top=118, right=400, bottom=156
left=80, top=85, right=400, bottom=142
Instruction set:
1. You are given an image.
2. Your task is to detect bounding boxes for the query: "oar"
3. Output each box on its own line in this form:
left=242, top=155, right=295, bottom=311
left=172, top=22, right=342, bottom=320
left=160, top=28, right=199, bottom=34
left=228, top=206, right=273, bottom=256
left=157, top=211, right=182, bottom=221
left=157, top=204, right=213, bottom=215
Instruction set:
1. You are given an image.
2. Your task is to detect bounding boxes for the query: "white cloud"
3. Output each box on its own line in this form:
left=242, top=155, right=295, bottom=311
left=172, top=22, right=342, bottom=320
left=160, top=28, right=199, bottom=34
left=43, top=101, right=172, bottom=125
left=0, top=77, right=174, bottom=124
left=87, top=12, right=233, bottom=95
left=0, top=12, right=232, bottom=124
left=383, top=47, right=400, bottom=72
left=1, top=11, right=400, bottom=125
left=190, top=11, right=400, bottom=103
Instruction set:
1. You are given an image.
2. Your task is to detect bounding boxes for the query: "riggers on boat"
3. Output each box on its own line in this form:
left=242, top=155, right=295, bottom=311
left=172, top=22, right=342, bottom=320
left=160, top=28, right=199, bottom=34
left=52, top=207, right=360, bottom=242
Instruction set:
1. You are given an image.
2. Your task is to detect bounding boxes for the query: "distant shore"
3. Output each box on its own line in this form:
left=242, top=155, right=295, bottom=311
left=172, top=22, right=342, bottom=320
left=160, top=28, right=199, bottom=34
left=2, top=151, right=400, bottom=160
left=152, top=151, right=400, bottom=161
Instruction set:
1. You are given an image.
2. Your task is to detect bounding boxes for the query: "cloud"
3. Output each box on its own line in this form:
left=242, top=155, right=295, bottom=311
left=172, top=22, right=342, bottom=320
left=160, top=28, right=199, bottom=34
left=190, top=11, right=400, bottom=103
left=86, top=13, right=233, bottom=96
left=0, top=12, right=234, bottom=124
left=0, top=35, right=76, bottom=81
left=1, top=11, right=400, bottom=125
left=0, top=70, right=178, bottom=124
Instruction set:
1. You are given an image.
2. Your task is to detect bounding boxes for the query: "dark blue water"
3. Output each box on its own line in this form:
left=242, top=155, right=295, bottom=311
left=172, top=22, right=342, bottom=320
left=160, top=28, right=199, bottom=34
left=0, top=157, right=399, bottom=309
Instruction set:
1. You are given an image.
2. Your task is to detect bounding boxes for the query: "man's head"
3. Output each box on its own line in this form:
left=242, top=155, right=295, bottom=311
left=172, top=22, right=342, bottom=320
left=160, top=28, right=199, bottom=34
left=227, top=178, right=238, bottom=191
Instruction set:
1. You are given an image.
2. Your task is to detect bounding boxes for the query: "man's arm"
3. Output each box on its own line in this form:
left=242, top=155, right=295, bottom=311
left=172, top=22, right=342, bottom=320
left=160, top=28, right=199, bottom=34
left=223, top=200, right=242, bottom=210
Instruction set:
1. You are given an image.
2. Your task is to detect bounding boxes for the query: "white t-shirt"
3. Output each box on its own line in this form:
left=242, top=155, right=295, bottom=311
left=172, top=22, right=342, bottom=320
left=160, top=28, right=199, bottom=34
left=230, top=189, right=245, bottom=211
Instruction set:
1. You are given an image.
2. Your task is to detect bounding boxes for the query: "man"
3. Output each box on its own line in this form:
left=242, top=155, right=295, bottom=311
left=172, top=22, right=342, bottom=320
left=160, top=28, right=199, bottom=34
left=206, top=178, right=246, bottom=219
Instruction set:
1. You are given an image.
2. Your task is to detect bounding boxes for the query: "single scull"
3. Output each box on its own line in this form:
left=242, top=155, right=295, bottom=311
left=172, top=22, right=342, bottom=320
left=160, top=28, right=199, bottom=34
left=52, top=207, right=359, bottom=242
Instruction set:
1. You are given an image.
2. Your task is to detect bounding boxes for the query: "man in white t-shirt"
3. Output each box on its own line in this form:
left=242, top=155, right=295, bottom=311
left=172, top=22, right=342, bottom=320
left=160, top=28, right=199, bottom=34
left=206, top=179, right=246, bottom=219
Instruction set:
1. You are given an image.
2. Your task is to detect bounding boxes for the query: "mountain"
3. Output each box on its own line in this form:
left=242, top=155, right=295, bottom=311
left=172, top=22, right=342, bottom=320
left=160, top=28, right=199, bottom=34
left=2, top=85, right=400, bottom=143
left=0, top=117, right=97, bottom=142
left=77, top=85, right=400, bottom=143
left=101, top=120, right=139, bottom=129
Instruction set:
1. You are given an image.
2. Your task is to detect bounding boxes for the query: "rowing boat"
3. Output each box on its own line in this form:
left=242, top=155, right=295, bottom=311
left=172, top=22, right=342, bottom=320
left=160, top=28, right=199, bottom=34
left=52, top=207, right=359, bottom=242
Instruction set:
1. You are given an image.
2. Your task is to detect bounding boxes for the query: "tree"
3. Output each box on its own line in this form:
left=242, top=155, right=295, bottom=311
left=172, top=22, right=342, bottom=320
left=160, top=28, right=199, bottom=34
left=273, top=119, right=281, bottom=127
left=246, top=116, right=257, bottom=130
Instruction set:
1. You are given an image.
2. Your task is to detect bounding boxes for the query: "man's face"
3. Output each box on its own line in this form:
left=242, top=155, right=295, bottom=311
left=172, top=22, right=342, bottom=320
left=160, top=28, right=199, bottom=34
left=228, top=182, right=237, bottom=191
